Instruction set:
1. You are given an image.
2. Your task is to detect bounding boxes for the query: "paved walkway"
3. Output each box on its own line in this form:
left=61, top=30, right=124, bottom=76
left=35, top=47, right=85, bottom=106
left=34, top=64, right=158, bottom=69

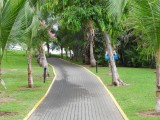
left=29, top=58, right=124, bottom=120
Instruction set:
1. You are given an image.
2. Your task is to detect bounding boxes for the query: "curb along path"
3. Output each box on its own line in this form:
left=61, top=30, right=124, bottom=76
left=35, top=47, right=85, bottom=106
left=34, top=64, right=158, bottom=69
left=28, top=58, right=125, bottom=120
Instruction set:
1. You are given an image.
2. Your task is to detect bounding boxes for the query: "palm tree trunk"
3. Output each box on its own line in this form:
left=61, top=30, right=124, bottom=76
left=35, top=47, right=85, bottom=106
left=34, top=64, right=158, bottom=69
left=46, top=42, right=50, bottom=56
left=102, top=32, right=125, bottom=86
left=27, top=49, right=33, bottom=88
left=156, top=48, right=160, bottom=112
left=87, top=21, right=96, bottom=67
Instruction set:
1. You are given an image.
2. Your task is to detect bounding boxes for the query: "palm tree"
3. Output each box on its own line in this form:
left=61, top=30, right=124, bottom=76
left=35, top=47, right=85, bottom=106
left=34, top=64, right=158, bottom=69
left=0, top=0, right=26, bottom=88
left=12, top=1, right=40, bottom=88
left=21, top=6, right=39, bottom=88
left=127, top=0, right=160, bottom=112
left=93, top=0, right=128, bottom=86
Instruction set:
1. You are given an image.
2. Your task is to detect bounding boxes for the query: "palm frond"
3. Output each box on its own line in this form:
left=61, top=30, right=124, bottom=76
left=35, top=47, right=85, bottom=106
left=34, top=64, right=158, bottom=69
left=0, top=0, right=26, bottom=52
left=108, top=0, right=128, bottom=20
left=127, top=0, right=160, bottom=53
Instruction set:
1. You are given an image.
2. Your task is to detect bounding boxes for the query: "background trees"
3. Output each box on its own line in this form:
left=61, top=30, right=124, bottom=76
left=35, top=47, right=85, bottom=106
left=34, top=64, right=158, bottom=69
left=54, top=0, right=98, bottom=66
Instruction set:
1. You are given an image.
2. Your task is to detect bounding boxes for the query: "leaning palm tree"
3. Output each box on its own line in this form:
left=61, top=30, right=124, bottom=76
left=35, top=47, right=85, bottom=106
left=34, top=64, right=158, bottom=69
left=94, top=0, right=128, bottom=86
left=0, top=0, right=26, bottom=88
left=127, top=0, right=160, bottom=112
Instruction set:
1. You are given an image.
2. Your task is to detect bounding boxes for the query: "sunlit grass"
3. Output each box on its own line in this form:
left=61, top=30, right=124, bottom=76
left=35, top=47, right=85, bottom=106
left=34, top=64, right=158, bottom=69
left=87, top=66, right=158, bottom=120
left=0, top=50, right=53, bottom=120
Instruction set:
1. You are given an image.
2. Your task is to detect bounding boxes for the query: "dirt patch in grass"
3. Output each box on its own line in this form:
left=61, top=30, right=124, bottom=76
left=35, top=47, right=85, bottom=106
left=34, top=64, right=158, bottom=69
left=33, top=75, right=53, bottom=79
left=33, top=75, right=43, bottom=78
left=105, top=83, right=131, bottom=87
left=82, top=65, right=91, bottom=68
left=0, top=97, right=15, bottom=103
left=0, top=112, right=18, bottom=116
left=138, top=110, right=160, bottom=117
left=18, top=86, right=42, bottom=89
left=105, top=83, right=113, bottom=86
left=10, top=69, right=18, bottom=72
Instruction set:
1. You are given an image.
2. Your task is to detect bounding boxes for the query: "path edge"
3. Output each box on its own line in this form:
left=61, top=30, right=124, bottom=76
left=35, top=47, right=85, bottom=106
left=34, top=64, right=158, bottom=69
left=23, top=64, right=56, bottom=120
left=60, top=58, right=129, bottom=120
left=83, top=67, right=129, bottom=120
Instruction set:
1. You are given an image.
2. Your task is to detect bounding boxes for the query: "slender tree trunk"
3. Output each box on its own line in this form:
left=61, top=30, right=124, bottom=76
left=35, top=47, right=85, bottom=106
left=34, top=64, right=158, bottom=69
left=156, top=49, right=160, bottom=112
left=102, top=32, right=125, bottom=86
left=61, top=46, right=63, bottom=58
left=65, top=49, right=68, bottom=59
left=84, top=44, right=90, bottom=64
left=37, top=44, right=49, bottom=78
left=27, top=49, right=33, bottom=88
left=69, top=50, right=73, bottom=59
left=46, top=43, right=50, bottom=56
left=87, top=21, right=96, bottom=67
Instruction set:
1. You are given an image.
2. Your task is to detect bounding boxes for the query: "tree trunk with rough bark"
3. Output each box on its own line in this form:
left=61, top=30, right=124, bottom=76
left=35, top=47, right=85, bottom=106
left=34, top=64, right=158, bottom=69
left=84, top=44, right=90, bottom=64
left=87, top=21, right=96, bottom=67
left=156, top=49, right=160, bottom=112
left=27, top=50, right=33, bottom=88
left=102, top=32, right=125, bottom=86
left=38, top=44, right=49, bottom=77
left=46, top=43, right=50, bottom=56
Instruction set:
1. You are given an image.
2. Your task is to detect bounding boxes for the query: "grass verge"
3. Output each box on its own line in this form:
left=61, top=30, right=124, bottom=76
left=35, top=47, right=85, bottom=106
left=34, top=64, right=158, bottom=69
left=87, top=66, right=158, bottom=120
left=0, top=51, right=53, bottom=120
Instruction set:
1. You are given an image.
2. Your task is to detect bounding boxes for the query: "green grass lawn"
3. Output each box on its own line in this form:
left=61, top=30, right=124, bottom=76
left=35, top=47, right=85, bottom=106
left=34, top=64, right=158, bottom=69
left=0, top=51, right=53, bottom=120
left=87, top=66, right=158, bottom=120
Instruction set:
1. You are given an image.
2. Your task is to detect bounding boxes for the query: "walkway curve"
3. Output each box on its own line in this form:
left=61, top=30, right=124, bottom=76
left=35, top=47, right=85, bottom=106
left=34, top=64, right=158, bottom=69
left=28, top=58, right=124, bottom=120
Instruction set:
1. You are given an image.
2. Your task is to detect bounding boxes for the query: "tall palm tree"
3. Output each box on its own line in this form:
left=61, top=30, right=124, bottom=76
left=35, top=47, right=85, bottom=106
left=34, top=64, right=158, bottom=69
left=12, top=1, right=39, bottom=88
left=25, top=15, right=39, bottom=88
left=127, top=0, right=160, bottom=112
left=21, top=4, right=39, bottom=88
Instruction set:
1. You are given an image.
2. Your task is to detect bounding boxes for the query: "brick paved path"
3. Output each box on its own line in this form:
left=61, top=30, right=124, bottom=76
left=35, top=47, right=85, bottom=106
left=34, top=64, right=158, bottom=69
left=29, top=58, right=124, bottom=120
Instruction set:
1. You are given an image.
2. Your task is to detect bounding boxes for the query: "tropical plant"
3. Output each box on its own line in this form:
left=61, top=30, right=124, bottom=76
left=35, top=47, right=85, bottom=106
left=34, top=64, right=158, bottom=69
left=0, top=0, right=27, bottom=88
left=127, top=0, right=160, bottom=112
left=90, top=0, right=129, bottom=86
left=10, top=0, right=45, bottom=88
left=20, top=2, right=39, bottom=88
